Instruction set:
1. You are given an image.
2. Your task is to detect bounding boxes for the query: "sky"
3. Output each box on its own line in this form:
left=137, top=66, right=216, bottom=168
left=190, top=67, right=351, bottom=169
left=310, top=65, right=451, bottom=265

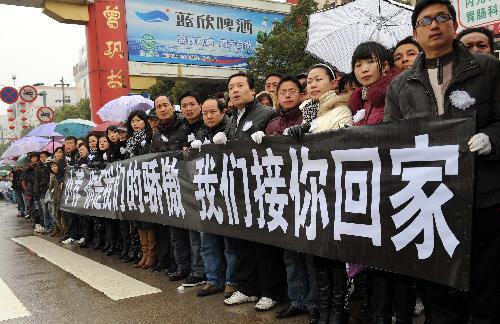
left=0, top=4, right=85, bottom=113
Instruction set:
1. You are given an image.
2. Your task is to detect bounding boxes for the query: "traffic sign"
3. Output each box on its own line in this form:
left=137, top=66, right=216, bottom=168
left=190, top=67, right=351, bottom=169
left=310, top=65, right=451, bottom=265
left=36, top=106, right=55, bottom=123
left=19, top=85, right=38, bottom=103
left=0, top=87, right=19, bottom=104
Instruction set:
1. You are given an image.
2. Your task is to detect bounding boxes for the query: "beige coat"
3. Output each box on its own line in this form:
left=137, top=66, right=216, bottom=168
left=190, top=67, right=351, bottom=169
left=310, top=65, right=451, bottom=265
left=310, top=91, right=352, bottom=133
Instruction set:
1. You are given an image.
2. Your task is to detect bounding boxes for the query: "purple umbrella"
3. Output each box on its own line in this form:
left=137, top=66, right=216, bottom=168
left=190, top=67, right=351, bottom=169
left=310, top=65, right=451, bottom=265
left=97, top=95, right=153, bottom=122
left=1, top=137, right=50, bottom=158
left=26, top=123, right=62, bottom=137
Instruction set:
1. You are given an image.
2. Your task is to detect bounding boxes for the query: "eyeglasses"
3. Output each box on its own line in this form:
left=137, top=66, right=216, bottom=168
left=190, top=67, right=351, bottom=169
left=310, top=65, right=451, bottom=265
left=416, top=14, right=453, bottom=27
left=278, top=89, right=299, bottom=96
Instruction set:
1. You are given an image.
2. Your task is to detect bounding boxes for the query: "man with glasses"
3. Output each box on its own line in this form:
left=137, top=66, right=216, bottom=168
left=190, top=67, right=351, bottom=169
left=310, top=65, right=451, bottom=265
left=385, top=0, right=500, bottom=323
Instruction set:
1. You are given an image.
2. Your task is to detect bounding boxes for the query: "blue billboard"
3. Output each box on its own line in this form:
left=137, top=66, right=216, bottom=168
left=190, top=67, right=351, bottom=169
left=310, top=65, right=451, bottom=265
left=125, top=0, right=285, bottom=68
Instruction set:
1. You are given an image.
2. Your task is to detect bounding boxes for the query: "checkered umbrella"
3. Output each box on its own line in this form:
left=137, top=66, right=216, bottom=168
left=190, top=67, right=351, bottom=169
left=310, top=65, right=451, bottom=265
left=306, top=0, right=413, bottom=73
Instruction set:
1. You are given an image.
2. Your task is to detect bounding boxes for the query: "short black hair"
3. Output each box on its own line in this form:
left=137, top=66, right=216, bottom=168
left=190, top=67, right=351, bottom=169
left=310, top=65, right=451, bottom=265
left=179, top=90, right=202, bottom=105
left=77, top=141, right=89, bottom=149
left=153, top=94, right=174, bottom=107
left=337, top=73, right=360, bottom=93
left=203, top=98, right=226, bottom=112
left=39, top=151, right=50, bottom=157
left=227, top=72, right=255, bottom=90
left=351, top=41, right=394, bottom=73
left=412, top=0, right=456, bottom=30
left=295, top=73, right=307, bottom=80
left=277, top=76, right=304, bottom=94
left=456, top=27, right=494, bottom=54
left=394, top=36, right=423, bottom=53
left=265, top=73, right=285, bottom=82
left=64, top=136, right=77, bottom=144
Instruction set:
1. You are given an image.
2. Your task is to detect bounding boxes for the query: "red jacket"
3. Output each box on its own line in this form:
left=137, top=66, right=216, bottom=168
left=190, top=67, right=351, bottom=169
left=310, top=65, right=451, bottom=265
left=348, top=68, right=399, bottom=126
left=265, top=106, right=303, bottom=136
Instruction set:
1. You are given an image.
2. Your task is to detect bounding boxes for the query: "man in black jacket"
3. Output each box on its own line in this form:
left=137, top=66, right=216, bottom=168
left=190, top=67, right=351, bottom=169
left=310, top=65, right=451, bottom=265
left=220, top=72, right=284, bottom=311
left=385, top=1, right=500, bottom=322
left=24, top=153, right=39, bottom=223
left=12, top=168, right=25, bottom=217
left=149, top=95, right=191, bottom=279
left=33, top=151, right=52, bottom=233
left=61, top=136, right=80, bottom=244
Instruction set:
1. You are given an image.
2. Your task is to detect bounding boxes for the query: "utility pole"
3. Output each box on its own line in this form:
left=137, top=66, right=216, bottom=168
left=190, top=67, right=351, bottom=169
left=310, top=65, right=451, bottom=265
left=54, top=77, right=69, bottom=108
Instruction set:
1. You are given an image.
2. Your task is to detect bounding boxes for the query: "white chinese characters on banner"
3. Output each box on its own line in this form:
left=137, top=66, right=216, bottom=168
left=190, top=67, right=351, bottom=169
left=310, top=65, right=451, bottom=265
left=390, top=135, right=460, bottom=259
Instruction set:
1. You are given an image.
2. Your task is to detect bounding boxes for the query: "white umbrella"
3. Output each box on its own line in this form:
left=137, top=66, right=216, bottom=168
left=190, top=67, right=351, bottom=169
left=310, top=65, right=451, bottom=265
left=97, top=95, right=154, bottom=122
left=306, top=0, right=413, bottom=73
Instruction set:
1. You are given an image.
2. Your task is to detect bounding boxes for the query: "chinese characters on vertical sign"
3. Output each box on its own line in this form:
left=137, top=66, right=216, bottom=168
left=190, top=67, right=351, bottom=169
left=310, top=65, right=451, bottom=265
left=101, top=4, right=126, bottom=90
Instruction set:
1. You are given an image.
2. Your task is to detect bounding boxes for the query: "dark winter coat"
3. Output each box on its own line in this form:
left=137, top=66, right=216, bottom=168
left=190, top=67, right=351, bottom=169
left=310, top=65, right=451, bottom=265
left=76, top=156, right=89, bottom=168
left=185, top=117, right=204, bottom=141
left=150, top=112, right=190, bottom=153
left=385, top=40, right=500, bottom=208
left=227, top=100, right=277, bottom=140
left=24, top=164, right=36, bottom=197
left=265, top=106, right=303, bottom=136
left=349, top=68, right=399, bottom=126
left=12, top=169, right=24, bottom=192
left=124, top=134, right=152, bottom=159
left=196, top=115, right=230, bottom=142
left=107, top=141, right=125, bottom=162
left=33, top=162, right=51, bottom=196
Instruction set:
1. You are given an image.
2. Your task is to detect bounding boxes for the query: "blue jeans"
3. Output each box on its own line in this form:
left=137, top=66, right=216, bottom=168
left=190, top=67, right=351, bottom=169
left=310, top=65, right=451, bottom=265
left=200, top=233, right=237, bottom=289
left=36, top=194, right=52, bottom=229
left=284, top=250, right=318, bottom=311
left=188, top=230, right=205, bottom=278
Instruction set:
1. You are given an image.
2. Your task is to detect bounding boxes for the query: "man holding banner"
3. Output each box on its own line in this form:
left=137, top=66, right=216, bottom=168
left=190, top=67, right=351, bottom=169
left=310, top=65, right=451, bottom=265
left=385, top=0, right=500, bottom=322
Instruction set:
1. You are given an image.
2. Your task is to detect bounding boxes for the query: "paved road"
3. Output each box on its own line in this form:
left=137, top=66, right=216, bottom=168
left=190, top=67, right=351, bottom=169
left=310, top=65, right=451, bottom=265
left=0, top=200, right=307, bottom=324
left=0, top=200, right=425, bottom=323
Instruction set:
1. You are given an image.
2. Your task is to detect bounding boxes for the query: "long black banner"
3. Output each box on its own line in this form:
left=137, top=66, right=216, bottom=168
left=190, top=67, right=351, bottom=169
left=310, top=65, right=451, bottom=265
left=61, top=113, right=475, bottom=290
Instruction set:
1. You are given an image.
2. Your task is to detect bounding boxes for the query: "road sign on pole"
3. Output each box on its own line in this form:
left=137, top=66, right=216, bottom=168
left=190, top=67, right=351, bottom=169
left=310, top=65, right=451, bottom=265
left=36, top=106, right=55, bottom=123
left=0, top=87, right=19, bottom=104
left=19, top=85, right=38, bottom=103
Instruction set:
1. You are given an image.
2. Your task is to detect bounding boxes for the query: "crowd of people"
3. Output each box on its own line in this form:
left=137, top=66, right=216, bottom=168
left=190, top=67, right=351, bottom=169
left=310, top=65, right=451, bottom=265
left=4, top=0, right=499, bottom=323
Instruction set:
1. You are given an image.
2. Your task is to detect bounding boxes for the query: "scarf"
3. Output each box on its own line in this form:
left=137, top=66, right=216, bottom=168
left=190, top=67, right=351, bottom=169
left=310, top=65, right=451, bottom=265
left=125, top=129, right=146, bottom=158
left=301, top=99, right=320, bottom=125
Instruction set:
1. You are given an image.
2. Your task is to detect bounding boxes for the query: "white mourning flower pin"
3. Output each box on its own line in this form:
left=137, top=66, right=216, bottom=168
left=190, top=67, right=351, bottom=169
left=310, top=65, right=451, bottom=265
left=449, top=90, right=476, bottom=110
left=242, top=121, right=253, bottom=131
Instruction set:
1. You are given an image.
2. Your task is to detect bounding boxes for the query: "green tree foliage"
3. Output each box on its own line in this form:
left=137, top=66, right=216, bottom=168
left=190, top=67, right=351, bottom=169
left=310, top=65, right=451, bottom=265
left=54, top=98, right=91, bottom=122
left=248, top=0, right=320, bottom=90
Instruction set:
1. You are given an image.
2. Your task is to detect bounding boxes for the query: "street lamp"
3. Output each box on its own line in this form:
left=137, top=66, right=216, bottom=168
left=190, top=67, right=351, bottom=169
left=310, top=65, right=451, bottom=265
left=38, top=91, right=47, bottom=106
left=54, top=77, right=69, bottom=108
left=11, top=74, right=16, bottom=88
left=33, top=82, right=44, bottom=86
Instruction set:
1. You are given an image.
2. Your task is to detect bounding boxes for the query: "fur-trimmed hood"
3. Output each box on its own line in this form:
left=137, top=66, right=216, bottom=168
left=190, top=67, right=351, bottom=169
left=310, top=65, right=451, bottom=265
left=317, top=91, right=351, bottom=117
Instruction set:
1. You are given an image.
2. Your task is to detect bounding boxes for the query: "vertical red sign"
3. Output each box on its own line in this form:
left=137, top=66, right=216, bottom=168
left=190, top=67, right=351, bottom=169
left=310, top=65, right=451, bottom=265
left=87, top=0, right=130, bottom=123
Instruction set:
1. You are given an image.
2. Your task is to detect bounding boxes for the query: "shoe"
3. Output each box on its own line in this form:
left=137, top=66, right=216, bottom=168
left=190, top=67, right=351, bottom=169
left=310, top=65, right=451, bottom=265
left=166, top=263, right=178, bottom=275
left=223, top=284, right=237, bottom=299
left=59, top=235, right=69, bottom=243
left=276, top=304, right=308, bottom=319
left=168, top=270, right=189, bottom=281
left=80, top=239, right=91, bottom=249
left=182, top=276, right=206, bottom=287
left=308, top=308, right=319, bottom=324
left=414, top=298, right=425, bottom=316
left=34, top=224, right=43, bottom=233
left=150, top=263, right=168, bottom=273
left=24, top=214, right=30, bottom=219
left=224, top=291, right=258, bottom=306
left=197, top=283, right=222, bottom=297
left=77, top=238, right=85, bottom=245
left=62, top=238, right=75, bottom=245
left=106, top=246, right=114, bottom=256
left=255, top=297, right=278, bottom=311
left=101, top=243, right=110, bottom=252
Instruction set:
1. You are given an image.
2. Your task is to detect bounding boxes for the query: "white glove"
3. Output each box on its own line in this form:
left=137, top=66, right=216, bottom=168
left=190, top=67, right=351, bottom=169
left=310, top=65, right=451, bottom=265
left=103, top=153, right=108, bottom=161
left=187, top=133, right=196, bottom=143
left=283, top=128, right=290, bottom=136
left=80, top=164, right=87, bottom=168
left=212, top=132, right=227, bottom=145
left=191, top=139, right=202, bottom=151
left=140, top=140, right=146, bottom=147
left=119, top=147, right=127, bottom=155
left=65, top=156, right=71, bottom=162
left=251, top=131, right=265, bottom=144
left=468, top=133, right=491, bottom=155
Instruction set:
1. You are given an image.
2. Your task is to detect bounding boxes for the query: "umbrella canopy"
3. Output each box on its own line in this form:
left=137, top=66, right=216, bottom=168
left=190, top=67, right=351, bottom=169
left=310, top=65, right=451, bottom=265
left=0, top=158, right=16, bottom=166
left=1, top=137, right=50, bottom=159
left=41, top=140, right=63, bottom=153
left=90, top=121, right=122, bottom=133
left=97, top=95, right=154, bottom=122
left=26, top=122, right=62, bottom=137
left=15, top=154, right=28, bottom=168
left=54, top=119, right=96, bottom=138
left=306, top=0, right=413, bottom=73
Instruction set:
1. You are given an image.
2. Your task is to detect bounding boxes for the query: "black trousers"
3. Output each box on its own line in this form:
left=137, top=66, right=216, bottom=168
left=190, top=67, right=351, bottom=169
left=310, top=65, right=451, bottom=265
left=65, top=212, right=80, bottom=239
left=79, top=216, right=93, bottom=242
left=170, top=227, right=191, bottom=272
left=315, top=257, right=348, bottom=318
left=156, top=225, right=172, bottom=266
left=105, top=219, right=120, bottom=246
left=424, top=206, right=500, bottom=324
left=232, top=238, right=287, bottom=301
left=371, top=270, right=415, bottom=324
left=120, top=220, right=131, bottom=246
